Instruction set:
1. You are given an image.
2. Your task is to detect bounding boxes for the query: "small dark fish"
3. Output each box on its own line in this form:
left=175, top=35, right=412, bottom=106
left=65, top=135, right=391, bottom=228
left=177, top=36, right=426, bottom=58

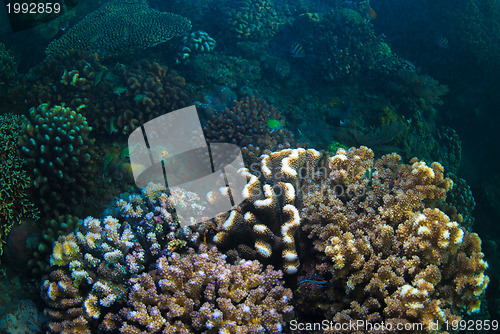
left=436, top=36, right=449, bottom=49
left=298, top=279, right=330, bottom=287
left=290, top=42, right=305, bottom=58
left=94, top=70, right=105, bottom=86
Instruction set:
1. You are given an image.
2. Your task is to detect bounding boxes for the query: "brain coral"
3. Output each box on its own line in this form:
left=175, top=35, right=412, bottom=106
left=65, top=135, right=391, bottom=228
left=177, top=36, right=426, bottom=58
left=46, top=0, right=191, bottom=57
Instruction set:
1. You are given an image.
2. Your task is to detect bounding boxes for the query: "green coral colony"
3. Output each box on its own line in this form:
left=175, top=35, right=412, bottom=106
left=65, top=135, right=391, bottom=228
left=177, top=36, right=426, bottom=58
left=0, top=0, right=496, bottom=333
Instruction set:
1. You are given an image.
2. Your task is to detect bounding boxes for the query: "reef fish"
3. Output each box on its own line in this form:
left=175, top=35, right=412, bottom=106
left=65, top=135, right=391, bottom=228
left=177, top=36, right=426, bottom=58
left=297, top=279, right=332, bottom=287
left=290, top=42, right=305, bottom=58
left=113, top=86, right=128, bottom=95
left=267, top=118, right=284, bottom=132
left=436, top=35, right=449, bottom=49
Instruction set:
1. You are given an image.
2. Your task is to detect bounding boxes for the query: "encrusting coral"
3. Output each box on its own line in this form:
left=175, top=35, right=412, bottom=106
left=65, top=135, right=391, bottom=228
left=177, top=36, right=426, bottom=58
left=46, top=0, right=191, bottom=57
left=298, top=147, right=488, bottom=332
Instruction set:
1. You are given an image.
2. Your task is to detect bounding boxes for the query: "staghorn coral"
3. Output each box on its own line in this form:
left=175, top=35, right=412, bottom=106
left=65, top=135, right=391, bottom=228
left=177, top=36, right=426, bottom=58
left=299, top=147, right=488, bottom=332
left=203, top=97, right=298, bottom=165
left=22, top=53, right=189, bottom=135
left=0, top=113, right=39, bottom=258
left=103, top=245, right=293, bottom=333
left=46, top=0, right=191, bottom=57
left=18, top=104, right=97, bottom=215
left=212, top=148, right=322, bottom=274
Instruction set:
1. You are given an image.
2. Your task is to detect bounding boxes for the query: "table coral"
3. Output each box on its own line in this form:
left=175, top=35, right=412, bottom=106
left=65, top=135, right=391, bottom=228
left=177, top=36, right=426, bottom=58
left=0, top=113, right=38, bottom=259
left=46, top=0, right=191, bottom=57
left=299, top=147, right=488, bottom=331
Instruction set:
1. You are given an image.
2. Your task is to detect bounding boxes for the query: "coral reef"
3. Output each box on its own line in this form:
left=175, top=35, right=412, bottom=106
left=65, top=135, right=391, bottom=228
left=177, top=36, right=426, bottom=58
left=228, top=0, right=281, bottom=41
left=0, top=113, right=38, bottom=258
left=21, top=53, right=189, bottom=135
left=299, top=147, right=488, bottom=331
left=41, top=182, right=292, bottom=333
left=102, top=245, right=293, bottom=333
left=176, top=30, right=216, bottom=64
left=212, top=148, right=322, bottom=274
left=26, top=215, right=80, bottom=275
left=203, top=97, right=298, bottom=165
left=46, top=0, right=191, bottom=57
left=442, top=172, right=476, bottom=231
left=0, top=300, right=42, bottom=334
left=0, top=43, right=18, bottom=98
left=18, top=104, right=96, bottom=215
left=183, top=52, right=262, bottom=88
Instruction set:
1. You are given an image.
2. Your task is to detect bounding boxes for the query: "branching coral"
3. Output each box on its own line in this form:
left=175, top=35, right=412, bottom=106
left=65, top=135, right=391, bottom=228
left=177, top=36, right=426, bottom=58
left=18, top=104, right=97, bottom=215
left=212, top=148, right=322, bottom=274
left=299, top=147, right=488, bottom=331
left=41, top=182, right=293, bottom=333
left=203, top=97, right=298, bottom=165
left=103, top=245, right=293, bottom=333
left=46, top=0, right=191, bottom=57
left=0, top=113, right=38, bottom=258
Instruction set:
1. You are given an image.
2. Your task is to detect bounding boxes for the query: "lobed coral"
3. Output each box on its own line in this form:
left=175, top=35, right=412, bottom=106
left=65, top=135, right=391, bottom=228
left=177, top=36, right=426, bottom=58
left=18, top=104, right=97, bottom=215
left=46, top=0, right=191, bottom=57
left=0, top=113, right=39, bottom=258
left=203, top=97, right=298, bottom=165
left=299, top=147, right=488, bottom=332
left=212, top=148, right=322, bottom=274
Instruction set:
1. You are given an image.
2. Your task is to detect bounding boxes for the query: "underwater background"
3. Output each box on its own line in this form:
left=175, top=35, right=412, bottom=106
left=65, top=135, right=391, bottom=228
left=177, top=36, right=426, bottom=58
left=0, top=0, right=499, bottom=333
